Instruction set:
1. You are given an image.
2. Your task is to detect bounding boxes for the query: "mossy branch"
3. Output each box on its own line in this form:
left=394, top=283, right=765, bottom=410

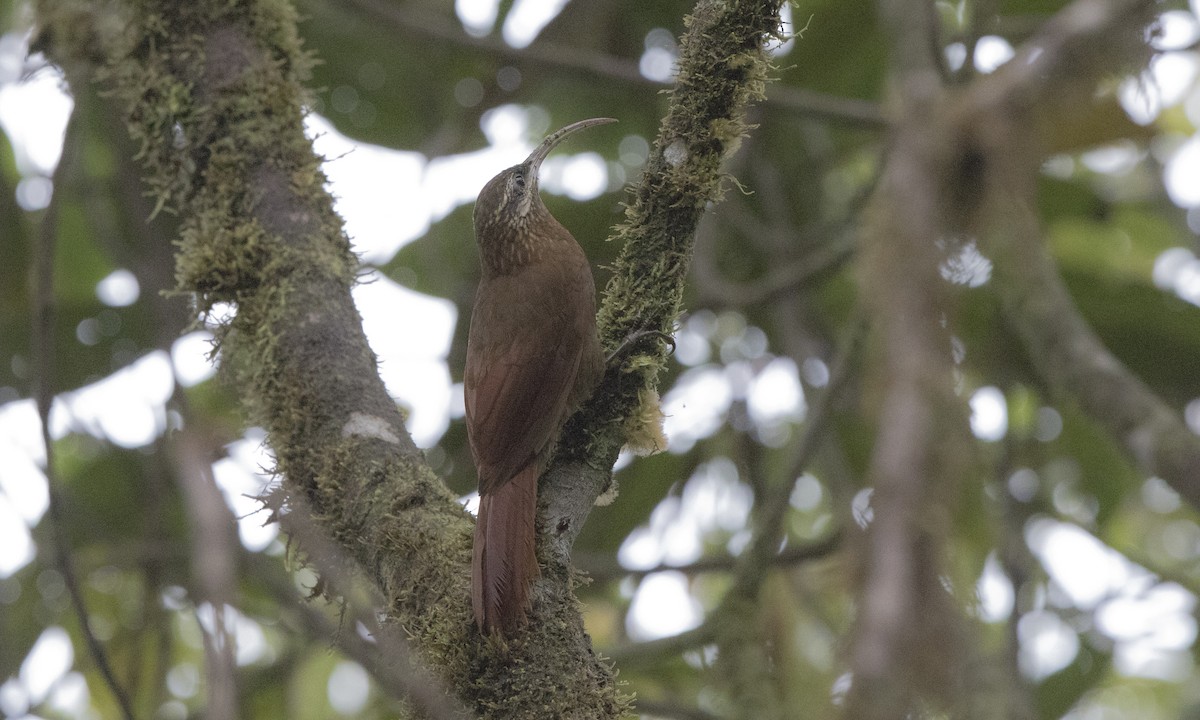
left=599, top=0, right=781, bottom=377
left=543, top=0, right=785, bottom=558
left=35, top=0, right=784, bottom=716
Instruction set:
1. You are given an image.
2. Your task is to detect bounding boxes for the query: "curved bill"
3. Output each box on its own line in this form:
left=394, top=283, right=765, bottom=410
left=524, top=117, right=617, bottom=171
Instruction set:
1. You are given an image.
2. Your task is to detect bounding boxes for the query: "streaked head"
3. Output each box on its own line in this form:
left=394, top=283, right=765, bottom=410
left=473, top=118, right=617, bottom=235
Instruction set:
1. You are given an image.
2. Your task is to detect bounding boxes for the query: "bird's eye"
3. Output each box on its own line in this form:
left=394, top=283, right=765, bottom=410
left=513, top=171, right=525, bottom=189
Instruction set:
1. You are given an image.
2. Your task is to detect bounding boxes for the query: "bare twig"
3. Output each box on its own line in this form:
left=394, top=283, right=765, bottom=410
left=31, top=111, right=138, bottom=720
left=168, top=412, right=239, bottom=720
left=604, top=622, right=720, bottom=666
left=340, top=0, right=883, bottom=129
left=635, top=699, right=725, bottom=720
left=725, top=320, right=862, bottom=604
left=576, top=531, right=841, bottom=583
left=277, top=494, right=470, bottom=720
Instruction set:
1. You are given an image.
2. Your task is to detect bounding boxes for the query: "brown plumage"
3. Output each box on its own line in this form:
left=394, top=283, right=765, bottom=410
left=466, top=118, right=612, bottom=635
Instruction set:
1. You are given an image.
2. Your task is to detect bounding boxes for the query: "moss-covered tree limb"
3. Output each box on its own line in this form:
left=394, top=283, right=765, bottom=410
left=541, top=6, right=788, bottom=712
left=340, top=0, right=873, bottom=128
left=543, top=0, right=784, bottom=562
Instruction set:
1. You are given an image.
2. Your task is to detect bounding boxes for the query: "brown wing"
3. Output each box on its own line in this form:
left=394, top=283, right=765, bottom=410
left=464, top=263, right=592, bottom=493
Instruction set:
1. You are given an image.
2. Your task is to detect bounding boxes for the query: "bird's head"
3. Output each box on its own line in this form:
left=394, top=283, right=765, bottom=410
left=473, top=117, right=616, bottom=245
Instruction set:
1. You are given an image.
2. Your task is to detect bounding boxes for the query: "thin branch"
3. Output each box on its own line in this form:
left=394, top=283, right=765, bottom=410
left=341, top=0, right=646, bottom=86
left=31, top=110, right=137, bottom=720
left=340, top=0, right=882, bottom=129
left=766, top=84, right=884, bottom=127
left=167, top=409, right=239, bottom=720
left=247, top=553, right=416, bottom=705
left=968, top=0, right=1155, bottom=112
left=276, top=495, right=470, bottom=720
left=600, top=327, right=859, bottom=675
left=992, top=439, right=1038, bottom=720
left=695, top=210, right=857, bottom=310
left=723, top=321, right=862, bottom=604
left=635, top=699, right=725, bottom=720
left=982, top=150, right=1200, bottom=505
left=604, top=622, right=720, bottom=666
left=195, top=492, right=464, bottom=718
left=576, top=531, right=841, bottom=583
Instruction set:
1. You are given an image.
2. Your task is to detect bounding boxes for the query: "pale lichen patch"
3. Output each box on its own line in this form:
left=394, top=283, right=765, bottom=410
left=342, top=412, right=402, bottom=445
left=664, top=138, right=689, bottom=167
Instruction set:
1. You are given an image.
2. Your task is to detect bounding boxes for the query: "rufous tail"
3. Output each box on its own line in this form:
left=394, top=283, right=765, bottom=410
left=472, top=463, right=540, bottom=634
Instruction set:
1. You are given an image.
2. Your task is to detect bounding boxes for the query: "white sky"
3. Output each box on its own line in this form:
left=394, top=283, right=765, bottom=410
left=2, top=2, right=1200, bottom=715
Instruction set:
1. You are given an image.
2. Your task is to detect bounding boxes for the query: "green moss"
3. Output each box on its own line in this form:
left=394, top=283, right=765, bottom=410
left=585, top=0, right=782, bottom=456
left=93, top=0, right=345, bottom=311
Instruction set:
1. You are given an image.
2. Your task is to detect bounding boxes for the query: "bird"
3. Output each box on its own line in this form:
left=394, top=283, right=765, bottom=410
left=465, top=118, right=614, bottom=635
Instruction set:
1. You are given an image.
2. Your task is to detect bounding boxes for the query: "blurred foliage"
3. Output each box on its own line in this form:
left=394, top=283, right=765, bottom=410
left=2, top=0, right=1200, bottom=719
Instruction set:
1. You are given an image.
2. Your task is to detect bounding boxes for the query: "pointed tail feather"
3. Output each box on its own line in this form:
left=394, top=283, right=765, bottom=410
left=472, top=463, right=540, bottom=634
